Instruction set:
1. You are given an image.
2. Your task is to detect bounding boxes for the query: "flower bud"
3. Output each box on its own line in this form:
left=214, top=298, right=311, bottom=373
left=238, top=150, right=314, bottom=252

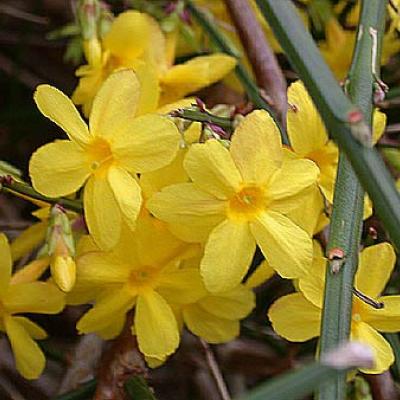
left=46, top=205, right=76, bottom=292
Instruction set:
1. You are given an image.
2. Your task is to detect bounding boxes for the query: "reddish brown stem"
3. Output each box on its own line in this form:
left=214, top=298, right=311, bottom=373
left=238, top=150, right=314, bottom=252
left=223, top=0, right=287, bottom=122
left=94, top=314, right=148, bottom=400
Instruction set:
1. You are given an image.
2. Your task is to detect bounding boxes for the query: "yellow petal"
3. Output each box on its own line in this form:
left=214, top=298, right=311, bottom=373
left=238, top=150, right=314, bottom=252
left=77, top=288, right=134, bottom=333
left=286, top=184, right=325, bottom=236
left=50, top=255, right=76, bottom=292
left=140, top=149, right=188, bottom=198
left=12, top=317, right=47, bottom=340
left=4, top=315, right=45, bottom=380
left=84, top=176, right=121, bottom=250
left=363, top=296, right=400, bottom=332
left=245, top=259, right=275, bottom=289
left=89, top=69, right=140, bottom=139
left=160, top=54, right=236, bottom=103
left=183, top=304, right=239, bottom=343
left=135, top=290, right=180, bottom=359
left=133, top=61, right=160, bottom=116
left=184, top=140, right=241, bottom=199
left=4, top=282, right=65, bottom=314
left=316, top=141, right=339, bottom=203
left=267, top=159, right=319, bottom=213
left=29, top=141, right=90, bottom=197
left=201, top=219, right=256, bottom=293
left=372, top=110, right=387, bottom=145
left=198, top=285, right=255, bottom=320
left=129, top=215, right=184, bottom=266
left=251, top=211, right=312, bottom=279
left=143, top=15, right=168, bottom=73
left=230, top=110, right=282, bottom=184
left=77, top=252, right=131, bottom=285
left=114, top=114, right=180, bottom=173
left=10, top=221, right=47, bottom=261
left=351, top=322, right=394, bottom=374
left=108, top=166, right=142, bottom=232
left=147, top=183, right=225, bottom=242
left=298, top=247, right=326, bottom=308
left=103, top=11, right=150, bottom=60
left=0, top=233, right=12, bottom=294
left=96, top=313, right=126, bottom=340
left=268, top=293, right=321, bottom=341
left=10, top=257, right=50, bottom=285
left=34, top=85, right=90, bottom=147
left=158, top=268, right=207, bottom=304
left=287, top=80, right=328, bottom=157
left=355, top=243, right=396, bottom=299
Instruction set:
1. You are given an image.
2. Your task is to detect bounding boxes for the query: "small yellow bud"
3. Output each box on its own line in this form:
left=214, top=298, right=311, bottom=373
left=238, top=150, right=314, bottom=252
left=51, top=255, right=76, bottom=292
left=83, top=37, right=102, bottom=67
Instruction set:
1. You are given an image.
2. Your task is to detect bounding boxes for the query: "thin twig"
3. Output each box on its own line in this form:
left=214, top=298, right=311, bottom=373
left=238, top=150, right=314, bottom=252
left=223, top=0, right=287, bottom=123
left=0, top=52, right=43, bottom=89
left=199, top=339, right=231, bottom=400
left=0, top=4, right=48, bottom=24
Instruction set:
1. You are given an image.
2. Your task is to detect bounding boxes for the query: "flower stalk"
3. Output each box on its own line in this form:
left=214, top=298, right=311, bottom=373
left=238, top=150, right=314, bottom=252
left=0, top=177, right=83, bottom=213
left=318, top=1, right=387, bottom=399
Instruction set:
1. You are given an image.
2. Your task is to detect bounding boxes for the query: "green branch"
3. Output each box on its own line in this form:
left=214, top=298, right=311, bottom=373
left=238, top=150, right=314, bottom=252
left=1, top=179, right=83, bottom=213
left=319, top=1, right=386, bottom=399
left=185, top=0, right=289, bottom=145
left=170, top=108, right=233, bottom=130
left=256, top=0, right=400, bottom=252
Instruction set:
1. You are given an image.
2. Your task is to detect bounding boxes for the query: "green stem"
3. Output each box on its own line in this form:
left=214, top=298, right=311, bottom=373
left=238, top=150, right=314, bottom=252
left=318, top=2, right=386, bottom=399
left=1, top=179, right=83, bottom=213
left=184, top=0, right=289, bottom=145
left=256, top=0, right=400, bottom=252
left=386, top=86, right=400, bottom=100
left=171, top=108, right=233, bottom=130
left=54, top=379, right=96, bottom=400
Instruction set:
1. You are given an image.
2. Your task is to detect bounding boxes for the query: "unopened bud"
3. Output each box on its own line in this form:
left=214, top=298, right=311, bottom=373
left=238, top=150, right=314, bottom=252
left=51, top=255, right=76, bottom=292
left=46, top=205, right=76, bottom=292
left=77, top=0, right=100, bottom=40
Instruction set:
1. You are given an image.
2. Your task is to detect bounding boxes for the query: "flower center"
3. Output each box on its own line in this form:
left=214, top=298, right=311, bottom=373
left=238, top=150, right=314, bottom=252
left=228, top=185, right=266, bottom=220
left=128, top=266, right=159, bottom=292
left=87, top=138, right=114, bottom=175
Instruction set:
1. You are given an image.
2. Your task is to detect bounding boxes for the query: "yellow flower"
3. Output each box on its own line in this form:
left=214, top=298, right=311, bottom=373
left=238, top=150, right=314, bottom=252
left=75, top=220, right=202, bottom=361
left=269, top=242, right=399, bottom=374
left=73, top=10, right=236, bottom=114
left=0, top=233, right=65, bottom=379
left=29, top=69, right=180, bottom=250
left=161, top=256, right=255, bottom=345
left=286, top=81, right=386, bottom=232
left=148, top=110, right=319, bottom=293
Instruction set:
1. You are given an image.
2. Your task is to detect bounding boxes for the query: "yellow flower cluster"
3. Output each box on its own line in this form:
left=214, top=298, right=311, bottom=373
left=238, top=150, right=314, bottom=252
left=3, top=3, right=400, bottom=383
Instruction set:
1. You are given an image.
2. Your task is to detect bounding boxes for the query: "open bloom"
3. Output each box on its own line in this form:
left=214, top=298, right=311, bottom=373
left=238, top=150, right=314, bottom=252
left=73, top=10, right=236, bottom=114
left=0, top=234, right=65, bottom=379
left=269, top=242, right=400, bottom=374
left=287, top=80, right=386, bottom=204
left=75, top=219, right=203, bottom=361
left=148, top=110, right=319, bottom=293
left=29, top=69, right=180, bottom=250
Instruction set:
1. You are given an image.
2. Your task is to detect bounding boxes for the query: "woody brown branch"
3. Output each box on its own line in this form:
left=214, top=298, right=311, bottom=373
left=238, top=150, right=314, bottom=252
left=223, top=0, right=287, bottom=122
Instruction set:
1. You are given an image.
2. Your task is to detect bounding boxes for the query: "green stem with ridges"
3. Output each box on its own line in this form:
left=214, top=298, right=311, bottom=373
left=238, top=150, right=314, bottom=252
left=256, top=0, right=400, bottom=252
left=184, top=0, right=289, bottom=145
left=1, top=179, right=83, bottom=213
left=171, top=108, right=233, bottom=130
left=317, top=1, right=386, bottom=399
